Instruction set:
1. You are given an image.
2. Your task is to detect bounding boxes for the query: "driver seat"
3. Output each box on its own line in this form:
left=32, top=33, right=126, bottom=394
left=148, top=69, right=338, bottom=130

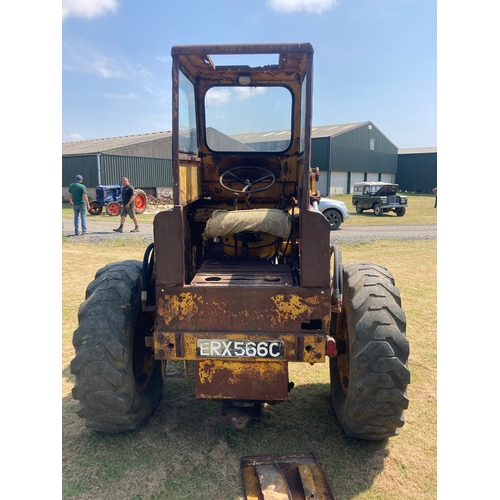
left=203, top=209, right=292, bottom=260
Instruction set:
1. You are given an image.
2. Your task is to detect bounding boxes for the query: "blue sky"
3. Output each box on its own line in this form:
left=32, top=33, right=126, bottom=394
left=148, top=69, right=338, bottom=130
left=62, top=0, right=437, bottom=149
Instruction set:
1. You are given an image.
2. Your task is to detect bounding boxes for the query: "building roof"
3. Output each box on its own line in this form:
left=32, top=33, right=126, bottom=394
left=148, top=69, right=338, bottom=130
left=398, top=147, right=437, bottom=154
left=62, top=122, right=412, bottom=156
left=313, top=122, right=399, bottom=149
left=311, top=122, right=370, bottom=138
left=226, top=122, right=374, bottom=146
left=62, top=131, right=172, bottom=156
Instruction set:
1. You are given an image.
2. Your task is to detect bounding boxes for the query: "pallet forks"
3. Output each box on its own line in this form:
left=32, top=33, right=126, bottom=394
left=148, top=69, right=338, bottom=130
left=241, top=452, right=335, bottom=500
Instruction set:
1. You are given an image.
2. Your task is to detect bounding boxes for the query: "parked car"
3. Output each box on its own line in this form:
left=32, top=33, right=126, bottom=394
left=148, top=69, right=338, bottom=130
left=317, top=197, right=350, bottom=230
left=352, top=182, right=408, bottom=216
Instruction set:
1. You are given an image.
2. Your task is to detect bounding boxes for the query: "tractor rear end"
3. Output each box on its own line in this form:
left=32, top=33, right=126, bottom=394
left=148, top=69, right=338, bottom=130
left=71, top=43, right=409, bottom=442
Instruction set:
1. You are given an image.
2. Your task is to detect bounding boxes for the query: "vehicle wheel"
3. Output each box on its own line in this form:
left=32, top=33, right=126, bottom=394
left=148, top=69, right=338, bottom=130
left=323, top=209, right=342, bottom=230
left=88, top=201, right=103, bottom=215
left=330, top=262, right=410, bottom=440
left=396, top=207, right=406, bottom=217
left=373, top=204, right=383, bottom=216
left=71, top=260, right=163, bottom=433
left=355, top=204, right=363, bottom=214
left=134, top=189, right=148, bottom=214
left=106, top=202, right=121, bottom=216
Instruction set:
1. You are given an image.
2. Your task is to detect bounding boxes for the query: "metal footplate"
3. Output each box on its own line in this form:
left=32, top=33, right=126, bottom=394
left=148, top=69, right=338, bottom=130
left=241, top=452, right=335, bottom=500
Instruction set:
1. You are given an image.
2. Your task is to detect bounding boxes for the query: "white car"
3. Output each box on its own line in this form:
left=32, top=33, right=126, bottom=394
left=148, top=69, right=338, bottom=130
left=317, top=197, right=350, bottom=230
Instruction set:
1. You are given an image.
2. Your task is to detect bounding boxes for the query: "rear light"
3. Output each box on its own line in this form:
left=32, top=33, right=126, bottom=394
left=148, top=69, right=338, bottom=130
left=326, top=337, right=336, bottom=357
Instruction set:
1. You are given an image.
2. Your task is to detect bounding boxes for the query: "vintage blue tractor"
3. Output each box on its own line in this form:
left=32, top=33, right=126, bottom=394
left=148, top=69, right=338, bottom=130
left=88, top=185, right=148, bottom=216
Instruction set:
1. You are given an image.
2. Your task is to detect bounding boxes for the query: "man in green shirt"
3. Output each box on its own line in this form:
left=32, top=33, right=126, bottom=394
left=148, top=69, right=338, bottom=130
left=68, top=175, right=90, bottom=235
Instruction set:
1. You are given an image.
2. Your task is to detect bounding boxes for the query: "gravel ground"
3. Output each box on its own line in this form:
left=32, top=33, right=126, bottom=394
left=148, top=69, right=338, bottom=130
left=63, top=214, right=437, bottom=245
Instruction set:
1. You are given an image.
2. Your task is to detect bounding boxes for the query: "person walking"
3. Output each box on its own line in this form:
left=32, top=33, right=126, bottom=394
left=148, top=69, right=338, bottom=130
left=432, top=187, right=437, bottom=208
left=68, top=174, right=91, bottom=235
left=113, top=177, right=140, bottom=233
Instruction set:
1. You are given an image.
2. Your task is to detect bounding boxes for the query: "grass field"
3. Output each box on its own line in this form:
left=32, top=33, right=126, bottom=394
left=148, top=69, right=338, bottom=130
left=62, top=192, right=437, bottom=227
left=62, top=230, right=436, bottom=499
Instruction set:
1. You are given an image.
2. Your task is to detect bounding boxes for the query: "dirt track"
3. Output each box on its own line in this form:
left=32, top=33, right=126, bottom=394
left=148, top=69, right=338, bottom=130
left=63, top=215, right=437, bottom=245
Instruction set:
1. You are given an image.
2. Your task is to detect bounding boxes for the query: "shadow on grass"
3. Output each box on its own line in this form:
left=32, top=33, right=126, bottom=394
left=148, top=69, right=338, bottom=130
left=63, top=366, right=391, bottom=500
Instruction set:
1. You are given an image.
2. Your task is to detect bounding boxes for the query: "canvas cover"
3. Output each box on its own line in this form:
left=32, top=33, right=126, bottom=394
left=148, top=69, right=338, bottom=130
left=203, top=209, right=292, bottom=240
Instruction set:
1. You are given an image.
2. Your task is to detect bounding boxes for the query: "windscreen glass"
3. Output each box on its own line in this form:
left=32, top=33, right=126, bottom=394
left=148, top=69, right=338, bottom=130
left=179, top=70, right=198, bottom=155
left=205, top=86, right=292, bottom=152
left=300, top=75, right=307, bottom=153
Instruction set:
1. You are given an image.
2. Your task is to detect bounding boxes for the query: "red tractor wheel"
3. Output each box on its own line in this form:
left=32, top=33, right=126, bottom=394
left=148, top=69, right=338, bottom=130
left=106, top=202, right=121, bottom=216
left=134, top=189, right=147, bottom=214
left=88, top=201, right=103, bottom=215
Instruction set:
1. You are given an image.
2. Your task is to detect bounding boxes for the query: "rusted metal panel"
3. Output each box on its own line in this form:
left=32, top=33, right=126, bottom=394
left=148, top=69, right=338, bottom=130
left=299, top=209, right=331, bottom=288
left=155, top=285, right=331, bottom=333
left=153, top=208, right=185, bottom=286
left=172, top=43, right=313, bottom=56
left=195, top=360, right=289, bottom=400
left=191, top=260, right=294, bottom=287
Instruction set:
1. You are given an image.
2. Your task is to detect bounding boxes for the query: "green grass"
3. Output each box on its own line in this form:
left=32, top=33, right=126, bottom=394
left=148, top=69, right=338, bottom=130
left=62, top=238, right=436, bottom=500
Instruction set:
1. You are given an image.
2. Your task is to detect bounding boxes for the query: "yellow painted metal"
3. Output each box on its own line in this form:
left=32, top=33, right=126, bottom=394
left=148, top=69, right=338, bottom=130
left=158, top=292, right=201, bottom=325
left=271, top=294, right=309, bottom=322
left=241, top=466, right=264, bottom=500
left=179, top=161, right=201, bottom=204
left=241, top=453, right=336, bottom=500
left=298, top=464, right=318, bottom=500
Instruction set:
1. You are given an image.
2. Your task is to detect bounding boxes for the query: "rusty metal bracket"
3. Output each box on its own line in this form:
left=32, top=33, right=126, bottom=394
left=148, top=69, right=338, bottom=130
left=161, top=359, right=189, bottom=381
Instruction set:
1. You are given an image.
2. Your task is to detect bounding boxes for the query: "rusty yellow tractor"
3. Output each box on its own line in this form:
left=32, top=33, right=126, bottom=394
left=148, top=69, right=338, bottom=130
left=71, top=43, right=409, bottom=442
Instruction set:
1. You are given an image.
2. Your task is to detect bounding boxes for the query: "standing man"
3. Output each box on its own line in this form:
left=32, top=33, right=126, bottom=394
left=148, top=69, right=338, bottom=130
left=432, top=187, right=437, bottom=208
left=113, top=177, right=140, bottom=233
left=68, top=174, right=91, bottom=236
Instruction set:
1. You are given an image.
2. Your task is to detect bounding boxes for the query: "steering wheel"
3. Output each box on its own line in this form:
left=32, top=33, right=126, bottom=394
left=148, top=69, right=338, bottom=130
left=219, top=166, right=276, bottom=194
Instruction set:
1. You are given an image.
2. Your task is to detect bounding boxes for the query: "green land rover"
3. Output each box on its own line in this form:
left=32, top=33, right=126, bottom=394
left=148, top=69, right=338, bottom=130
left=352, top=182, right=408, bottom=216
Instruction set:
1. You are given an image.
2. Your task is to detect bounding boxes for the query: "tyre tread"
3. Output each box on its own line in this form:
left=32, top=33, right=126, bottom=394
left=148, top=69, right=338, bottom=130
left=331, top=262, right=410, bottom=440
left=71, top=260, right=163, bottom=433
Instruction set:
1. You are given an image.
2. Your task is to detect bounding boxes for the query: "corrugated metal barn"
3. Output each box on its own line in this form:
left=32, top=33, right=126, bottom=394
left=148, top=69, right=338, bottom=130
left=62, top=131, right=173, bottom=200
left=310, top=122, right=398, bottom=194
left=63, top=123, right=434, bottom=199
left=227, top=121, right=398, bottom=194
left=396, top=147, right=437, bottom=193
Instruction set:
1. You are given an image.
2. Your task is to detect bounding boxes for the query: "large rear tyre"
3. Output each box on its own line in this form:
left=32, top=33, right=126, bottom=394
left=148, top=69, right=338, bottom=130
left=330, top=262, right=410, bottom=440
left=71, top=260, right=163, bottom=433
left=134, top=189, right=147, bottom=214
